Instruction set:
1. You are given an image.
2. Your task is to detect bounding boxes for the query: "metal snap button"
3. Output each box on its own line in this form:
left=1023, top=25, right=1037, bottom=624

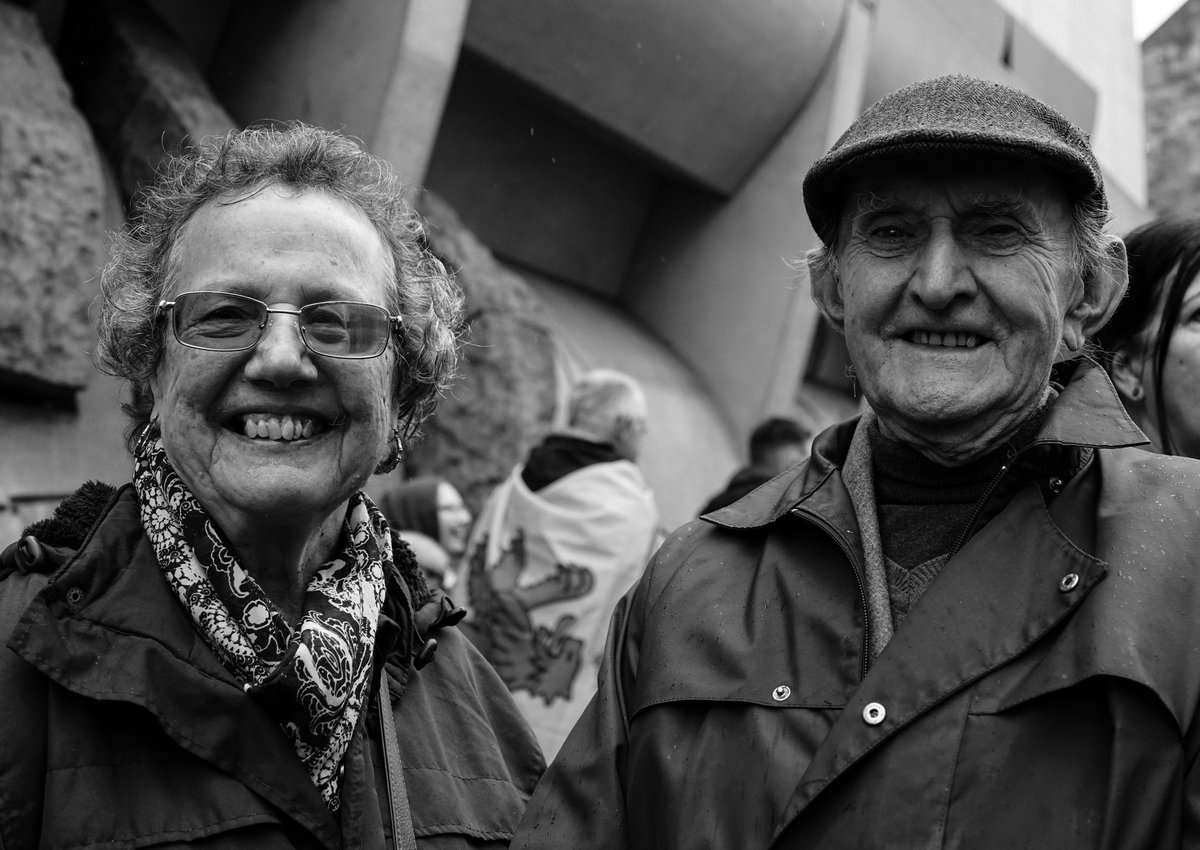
left=65, top=587, right=84, bottom=608
left=862, top=702, right=886, bottom=725
left=1059, top=573, right=1080, bottom=592
left=772, top=685, right=791, bottom=702
left=1048, top=476, right=1064, bottom=493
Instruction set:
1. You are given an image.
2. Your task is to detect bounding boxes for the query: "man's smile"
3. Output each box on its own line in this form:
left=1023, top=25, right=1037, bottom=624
left=905, top=330, right=984, bottom=348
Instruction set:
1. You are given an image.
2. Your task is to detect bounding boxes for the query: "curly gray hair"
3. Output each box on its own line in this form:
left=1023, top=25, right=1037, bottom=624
left=96, top=122, right=463, bottom=448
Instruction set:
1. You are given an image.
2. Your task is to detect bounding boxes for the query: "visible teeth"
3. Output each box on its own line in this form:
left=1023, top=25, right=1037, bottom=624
left=241, top=414, right=317, bottom=441
left=912, top=330, right=980, bottom=348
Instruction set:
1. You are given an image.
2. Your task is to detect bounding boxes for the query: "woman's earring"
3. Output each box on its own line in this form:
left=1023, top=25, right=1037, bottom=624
left=374, top=426, right=404, bottom=475
left=135, top=414, right=161, bottom=454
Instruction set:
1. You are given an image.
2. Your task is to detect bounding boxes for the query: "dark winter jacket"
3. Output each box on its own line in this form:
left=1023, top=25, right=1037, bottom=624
left=512, top=362, right=1200, bottom=849
left=0, top=485, right=543, bottom=849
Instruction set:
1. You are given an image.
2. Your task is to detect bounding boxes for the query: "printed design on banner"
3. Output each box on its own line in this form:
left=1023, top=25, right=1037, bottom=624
left=464, top=529, right=595, bottom=705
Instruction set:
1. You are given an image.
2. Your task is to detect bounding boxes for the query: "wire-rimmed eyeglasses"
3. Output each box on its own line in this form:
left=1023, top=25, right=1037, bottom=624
left=155, top=290, right=402, bottom=360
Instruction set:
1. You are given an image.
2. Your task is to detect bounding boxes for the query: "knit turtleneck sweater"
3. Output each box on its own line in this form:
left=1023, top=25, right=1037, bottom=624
left=870, top=402, right=1052, bottom=629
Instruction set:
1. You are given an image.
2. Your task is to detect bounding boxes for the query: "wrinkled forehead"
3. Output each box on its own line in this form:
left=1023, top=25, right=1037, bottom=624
left=835, top=154, right=1072, bottom=229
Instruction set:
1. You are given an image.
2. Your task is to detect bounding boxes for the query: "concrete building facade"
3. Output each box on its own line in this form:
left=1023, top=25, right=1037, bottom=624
left=1, top=0, right=1149, bottom=537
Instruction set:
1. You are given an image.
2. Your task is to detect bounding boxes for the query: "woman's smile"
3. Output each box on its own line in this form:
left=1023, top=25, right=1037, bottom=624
left=239, top=413, right=323, bottom=441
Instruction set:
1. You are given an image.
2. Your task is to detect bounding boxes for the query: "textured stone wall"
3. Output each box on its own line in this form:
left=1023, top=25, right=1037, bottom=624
left=408, top=191, right=560, bottom=514
left=1144, top=1, right=1200, bottom=217
left=0, top=3, right=107, bottom=395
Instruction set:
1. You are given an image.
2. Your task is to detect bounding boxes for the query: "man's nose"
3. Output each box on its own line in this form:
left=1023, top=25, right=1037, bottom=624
left=244, top=310, right=319, bottom=386
left=911, top=229, right=976, bottom=310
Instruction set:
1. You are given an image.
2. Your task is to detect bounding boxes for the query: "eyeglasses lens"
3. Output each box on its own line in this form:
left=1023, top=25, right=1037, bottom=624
left=173, top=292, right=263, bottom=350
left=300, top=301, right=391, bottom=357
left=172, top=292, right=392, bottom=358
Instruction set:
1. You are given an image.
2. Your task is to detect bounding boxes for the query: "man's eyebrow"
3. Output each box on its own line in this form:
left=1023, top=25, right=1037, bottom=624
left=846, top=191, right=1048, bottom=226
left=966, top=194, right=1050, bottom=232
left=848, top=192, right=904, bottom=216
left=845, top=193, right=909, bottom=229
left=968, top=194, right=1037, bottom=216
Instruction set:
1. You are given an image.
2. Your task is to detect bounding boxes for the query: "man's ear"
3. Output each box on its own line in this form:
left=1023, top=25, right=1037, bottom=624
left=1063, top=235, right=1127, bottom=351
left=807, top=247, right=845, bottom=332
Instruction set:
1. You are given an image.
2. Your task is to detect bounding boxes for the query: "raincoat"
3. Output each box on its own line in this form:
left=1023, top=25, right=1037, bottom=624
left=512, top=361, right=1200, bottom=849
left=0, top=486, right=543, bottom=848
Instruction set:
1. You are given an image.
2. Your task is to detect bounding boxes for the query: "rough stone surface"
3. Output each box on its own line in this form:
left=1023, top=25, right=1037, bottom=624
left=409, top=191, right=560, bottom=514
left=1144, top=0, right=1200, bottom=217
left=0, top=3, right=107, bottom=392
left=62, top=0, right=235, bottom=202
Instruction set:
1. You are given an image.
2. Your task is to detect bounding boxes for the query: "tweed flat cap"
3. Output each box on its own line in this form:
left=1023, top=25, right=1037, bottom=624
left=803, top=74, right=1105, bottom=243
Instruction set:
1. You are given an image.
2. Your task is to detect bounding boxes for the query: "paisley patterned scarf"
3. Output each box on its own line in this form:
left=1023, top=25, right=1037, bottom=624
left=133, top=433, right=387, bottom=811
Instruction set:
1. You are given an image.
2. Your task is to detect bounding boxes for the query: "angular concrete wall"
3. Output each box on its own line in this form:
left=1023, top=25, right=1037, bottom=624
left=210, top=0, right=467, bottom=185
left=463, top=0, right=843, bottom=192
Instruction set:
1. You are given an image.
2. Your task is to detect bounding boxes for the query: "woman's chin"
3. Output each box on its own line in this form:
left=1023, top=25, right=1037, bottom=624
left=193, top=437, right=365, bottom=528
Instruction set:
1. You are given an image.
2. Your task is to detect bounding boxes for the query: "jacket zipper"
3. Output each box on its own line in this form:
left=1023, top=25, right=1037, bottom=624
left=947, top=462, right=1011, bottom=559
left=790, top=506, right=872, bottom=682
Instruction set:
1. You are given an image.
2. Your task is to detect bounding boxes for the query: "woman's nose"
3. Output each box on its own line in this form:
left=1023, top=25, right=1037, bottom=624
left=244, top=312, right=320, bottom=386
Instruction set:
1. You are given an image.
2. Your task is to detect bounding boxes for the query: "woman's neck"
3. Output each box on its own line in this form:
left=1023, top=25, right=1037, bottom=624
left=215, top=507, right=348, bottom=625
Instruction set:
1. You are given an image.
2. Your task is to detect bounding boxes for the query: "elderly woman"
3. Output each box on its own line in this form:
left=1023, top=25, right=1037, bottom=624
left=1097, top=215, right=1200, bottom=458
left=0, top=124, right=542, bottom=847
left=514, top=75, right=1200, bottom=849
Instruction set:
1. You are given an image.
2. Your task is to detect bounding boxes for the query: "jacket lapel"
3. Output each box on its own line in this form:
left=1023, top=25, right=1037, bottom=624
left=773, top=482, right=1106, bottom=838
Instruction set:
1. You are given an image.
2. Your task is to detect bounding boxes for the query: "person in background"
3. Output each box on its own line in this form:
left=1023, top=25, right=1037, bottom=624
left=0, top=123, right=542, bottom=848
left=513, top=75, right=1200, bottom=849
left=1096, top=214, right=1200, bottom=459
left=459, top=368, right=661, bottom=762
left=379, top=475, right=473, bottom=591
left=700, top=415, right=812, bottom=514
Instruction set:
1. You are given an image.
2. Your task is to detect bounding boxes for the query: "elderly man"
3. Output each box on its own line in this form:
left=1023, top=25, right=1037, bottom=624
left=511, top=75, right=1200, bottom=849
left=460, top=368, right=661, bottom=762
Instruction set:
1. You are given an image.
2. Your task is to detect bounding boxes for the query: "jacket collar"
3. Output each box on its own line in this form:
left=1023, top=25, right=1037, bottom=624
left=6, top=487, right=429, bottom=849
left=705, top=359, right=1147, bottom=531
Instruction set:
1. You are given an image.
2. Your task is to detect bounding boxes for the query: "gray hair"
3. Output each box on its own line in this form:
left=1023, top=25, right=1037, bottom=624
left=567, top=369, right=646, bottom=441
left=96, top=122, right=463, bottom=447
